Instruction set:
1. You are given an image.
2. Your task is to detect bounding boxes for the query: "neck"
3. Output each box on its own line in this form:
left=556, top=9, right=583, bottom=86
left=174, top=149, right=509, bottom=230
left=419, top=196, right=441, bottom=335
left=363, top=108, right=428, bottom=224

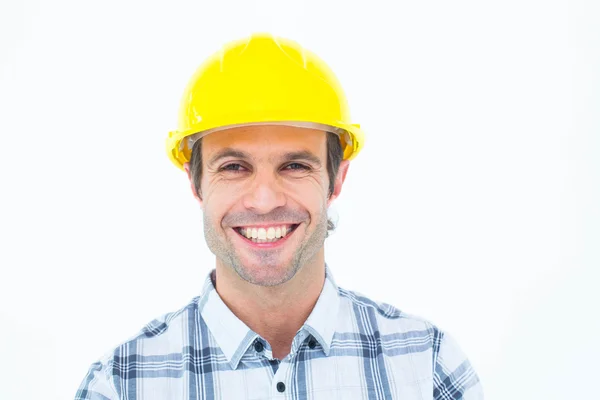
left=213, top=250, right=326, bottom=360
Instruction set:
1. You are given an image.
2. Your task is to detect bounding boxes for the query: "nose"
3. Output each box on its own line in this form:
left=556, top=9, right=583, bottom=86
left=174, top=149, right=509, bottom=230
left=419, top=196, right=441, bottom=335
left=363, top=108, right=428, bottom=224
left=242, top=172, right=286, bottom=214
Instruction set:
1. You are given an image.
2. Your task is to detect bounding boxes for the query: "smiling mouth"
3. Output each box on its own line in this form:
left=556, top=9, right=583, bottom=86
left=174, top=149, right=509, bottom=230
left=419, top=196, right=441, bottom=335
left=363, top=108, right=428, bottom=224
left=233, top=224, right=300, bottom=244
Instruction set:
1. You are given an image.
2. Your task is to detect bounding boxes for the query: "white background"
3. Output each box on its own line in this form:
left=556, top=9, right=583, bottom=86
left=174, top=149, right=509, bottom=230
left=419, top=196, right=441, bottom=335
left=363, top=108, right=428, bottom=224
left=1, top=0, right=598, bottom=399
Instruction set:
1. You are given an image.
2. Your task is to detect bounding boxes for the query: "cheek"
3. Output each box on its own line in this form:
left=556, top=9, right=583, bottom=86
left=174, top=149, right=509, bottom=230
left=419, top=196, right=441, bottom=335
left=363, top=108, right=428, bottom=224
left=202, top=181, right=245, bottom=218
left=281, top=177, right=328, bottom=210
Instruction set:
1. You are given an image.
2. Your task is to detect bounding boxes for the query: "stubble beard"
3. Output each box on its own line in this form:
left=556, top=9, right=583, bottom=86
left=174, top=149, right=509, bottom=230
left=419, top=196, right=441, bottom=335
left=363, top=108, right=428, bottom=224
left=203, top=206, right=329, bottom=287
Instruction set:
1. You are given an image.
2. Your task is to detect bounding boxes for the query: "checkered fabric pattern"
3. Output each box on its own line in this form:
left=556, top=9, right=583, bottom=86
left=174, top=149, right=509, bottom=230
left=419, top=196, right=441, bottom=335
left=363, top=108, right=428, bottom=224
left=75, top=266, right=483, bottom=399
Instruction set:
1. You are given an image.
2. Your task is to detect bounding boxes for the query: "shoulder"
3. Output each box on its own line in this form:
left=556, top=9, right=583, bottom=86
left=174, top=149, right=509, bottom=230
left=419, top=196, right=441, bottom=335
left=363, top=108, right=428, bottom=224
left=116, top=295, right=201, bottom=353
left=337, top=286, right=445, bottom=345
left=92, top=295, right=201, bottom=368
left=76, top=297, right=201, bottom=397
left=335, top=286, right=483, bottom=397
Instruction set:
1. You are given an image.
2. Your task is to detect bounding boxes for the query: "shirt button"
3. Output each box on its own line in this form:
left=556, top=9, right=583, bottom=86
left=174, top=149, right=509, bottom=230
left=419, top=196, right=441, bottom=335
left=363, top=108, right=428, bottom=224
left=254, top=340, right=264, bottom=352
left=276, top=382, right=286, bottom=392
left=308, top=338, right=317, bottom=349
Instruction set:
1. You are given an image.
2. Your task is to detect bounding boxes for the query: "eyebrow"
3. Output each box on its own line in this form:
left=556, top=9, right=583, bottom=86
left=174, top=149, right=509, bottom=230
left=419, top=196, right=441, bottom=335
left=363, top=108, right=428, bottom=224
left=279, top=151, right=322, bottom=167
left=207, top=148, right=251, bottom=167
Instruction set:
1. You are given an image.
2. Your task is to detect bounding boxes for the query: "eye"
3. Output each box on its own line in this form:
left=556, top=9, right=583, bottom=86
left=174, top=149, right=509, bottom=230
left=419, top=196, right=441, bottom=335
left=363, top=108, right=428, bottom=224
left=220, top=163, right=247, bottom=173
left=283, top=162, right=310, bottom=171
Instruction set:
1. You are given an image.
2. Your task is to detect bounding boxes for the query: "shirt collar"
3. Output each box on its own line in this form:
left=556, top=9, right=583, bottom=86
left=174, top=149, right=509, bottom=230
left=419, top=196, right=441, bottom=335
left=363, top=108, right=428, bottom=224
left=197, top=270, right=257, bottom=370
left=301, top=264, right=340, bottom=356
left=197, top=264, right=340, bottom=369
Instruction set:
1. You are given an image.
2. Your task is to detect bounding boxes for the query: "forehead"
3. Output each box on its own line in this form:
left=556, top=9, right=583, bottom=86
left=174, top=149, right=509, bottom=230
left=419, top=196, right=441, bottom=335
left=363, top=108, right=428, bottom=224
left=201, top=124, right=328, bottom=159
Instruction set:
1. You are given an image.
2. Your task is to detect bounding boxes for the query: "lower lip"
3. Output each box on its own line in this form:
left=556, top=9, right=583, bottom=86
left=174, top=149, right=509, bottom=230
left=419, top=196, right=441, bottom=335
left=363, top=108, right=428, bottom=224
left=232, top=226, right=298, bottom=249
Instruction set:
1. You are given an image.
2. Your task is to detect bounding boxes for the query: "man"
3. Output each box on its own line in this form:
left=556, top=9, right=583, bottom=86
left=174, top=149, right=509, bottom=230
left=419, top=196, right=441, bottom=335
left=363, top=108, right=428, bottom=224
left=76, top=32, right=483, bottom=399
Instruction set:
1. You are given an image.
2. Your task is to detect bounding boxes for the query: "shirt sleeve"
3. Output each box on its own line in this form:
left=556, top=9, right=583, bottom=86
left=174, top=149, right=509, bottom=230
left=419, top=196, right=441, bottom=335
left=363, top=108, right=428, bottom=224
left=433, top=330, right=484, bottom=399
left=74, top=353, right=120, bottom=400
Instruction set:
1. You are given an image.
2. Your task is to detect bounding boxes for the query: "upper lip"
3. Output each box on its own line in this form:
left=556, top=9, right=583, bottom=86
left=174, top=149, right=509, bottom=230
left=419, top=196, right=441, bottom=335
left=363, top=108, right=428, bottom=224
left=232, top=223, right=299, bottom=228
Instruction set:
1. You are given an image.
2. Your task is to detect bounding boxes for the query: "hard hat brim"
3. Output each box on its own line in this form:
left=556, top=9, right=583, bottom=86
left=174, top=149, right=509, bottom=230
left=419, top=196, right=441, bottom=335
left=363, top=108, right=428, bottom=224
left=166, top=120, right=363, bottom=170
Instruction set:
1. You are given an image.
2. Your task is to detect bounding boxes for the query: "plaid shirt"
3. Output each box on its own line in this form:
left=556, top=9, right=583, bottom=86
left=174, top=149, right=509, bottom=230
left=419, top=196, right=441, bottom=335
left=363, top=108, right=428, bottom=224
left=76, top=266, right=483, bottom=399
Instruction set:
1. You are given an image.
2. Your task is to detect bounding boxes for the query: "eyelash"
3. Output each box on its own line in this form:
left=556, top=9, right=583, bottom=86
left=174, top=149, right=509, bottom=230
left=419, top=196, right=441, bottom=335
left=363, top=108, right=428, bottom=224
left=219, top=163, right=310, bottom=173
left=221, top=163, right=246, bottom=172
left=284, top=163, right=310, bottom=171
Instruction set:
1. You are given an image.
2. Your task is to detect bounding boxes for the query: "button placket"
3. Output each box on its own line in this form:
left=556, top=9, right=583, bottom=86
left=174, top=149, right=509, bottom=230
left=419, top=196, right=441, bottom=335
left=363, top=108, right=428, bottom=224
left=271, top=356, right=292, bottom=396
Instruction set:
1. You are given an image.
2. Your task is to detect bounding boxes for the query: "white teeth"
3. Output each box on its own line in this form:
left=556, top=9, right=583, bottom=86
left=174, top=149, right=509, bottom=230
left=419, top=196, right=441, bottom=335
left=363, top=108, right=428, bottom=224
left=258, top=228, right=267, bottom=239
left=238, top=225, right=295, bottom=243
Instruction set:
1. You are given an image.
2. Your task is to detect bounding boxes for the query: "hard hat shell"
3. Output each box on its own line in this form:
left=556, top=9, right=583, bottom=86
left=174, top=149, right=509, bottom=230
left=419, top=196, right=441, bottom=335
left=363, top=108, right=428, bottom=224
left=166, top=32, right=364, bottom=170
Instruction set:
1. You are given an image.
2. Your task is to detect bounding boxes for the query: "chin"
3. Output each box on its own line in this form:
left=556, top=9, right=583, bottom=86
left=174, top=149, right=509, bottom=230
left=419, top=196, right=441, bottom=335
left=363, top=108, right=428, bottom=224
left=233, top=257, right=298, bottom=287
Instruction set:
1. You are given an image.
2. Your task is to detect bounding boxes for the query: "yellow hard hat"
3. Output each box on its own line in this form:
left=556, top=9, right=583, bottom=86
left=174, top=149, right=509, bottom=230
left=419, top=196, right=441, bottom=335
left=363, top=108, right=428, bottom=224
left=166, top=32, right=364, bottom=170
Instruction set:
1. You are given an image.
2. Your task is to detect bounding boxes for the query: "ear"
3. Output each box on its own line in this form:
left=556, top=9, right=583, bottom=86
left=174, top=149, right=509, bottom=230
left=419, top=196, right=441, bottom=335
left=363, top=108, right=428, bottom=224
left=183, top=162, right=203, bottom=208
left=327, top=160, right=350, bottom=207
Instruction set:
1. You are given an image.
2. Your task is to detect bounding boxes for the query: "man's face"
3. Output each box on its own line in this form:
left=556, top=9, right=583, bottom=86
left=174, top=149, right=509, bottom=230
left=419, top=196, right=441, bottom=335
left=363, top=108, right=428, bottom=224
left=185, top=125, right=347, bottom=287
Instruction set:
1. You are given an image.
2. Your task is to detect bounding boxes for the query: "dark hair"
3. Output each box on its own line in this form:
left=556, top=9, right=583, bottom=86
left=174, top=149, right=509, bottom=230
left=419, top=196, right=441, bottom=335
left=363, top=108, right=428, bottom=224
left=189, top=131, right=344, bottom=236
